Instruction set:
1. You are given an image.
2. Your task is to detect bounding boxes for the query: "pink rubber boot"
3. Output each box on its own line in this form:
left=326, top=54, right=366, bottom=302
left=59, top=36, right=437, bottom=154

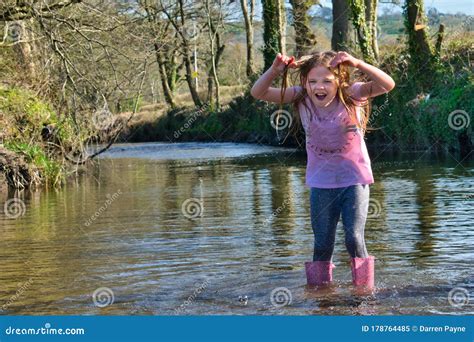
left=305, top=261, right=335, bottom=286
left=350, top=256, right=375, bottom=290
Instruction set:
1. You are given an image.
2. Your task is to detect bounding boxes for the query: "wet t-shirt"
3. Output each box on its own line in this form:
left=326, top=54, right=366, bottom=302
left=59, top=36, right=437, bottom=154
left=296, top=83, right=374, bottom=188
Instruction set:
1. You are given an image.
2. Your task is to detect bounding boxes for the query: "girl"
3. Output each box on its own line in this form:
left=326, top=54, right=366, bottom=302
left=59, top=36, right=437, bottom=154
left=250, top=51, right=395, bottom=290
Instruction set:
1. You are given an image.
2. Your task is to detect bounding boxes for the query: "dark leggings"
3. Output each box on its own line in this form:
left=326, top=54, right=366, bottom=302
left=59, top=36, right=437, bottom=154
left=310, top=184, right=370, bottom=261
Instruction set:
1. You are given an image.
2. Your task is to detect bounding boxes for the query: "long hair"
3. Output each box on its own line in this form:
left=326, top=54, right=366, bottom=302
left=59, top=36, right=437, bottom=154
left=278, top=51, right=372, bottom=146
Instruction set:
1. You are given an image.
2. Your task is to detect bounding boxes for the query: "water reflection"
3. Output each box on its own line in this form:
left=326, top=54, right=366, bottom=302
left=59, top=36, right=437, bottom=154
left=0, top=143, right=472, bottom=315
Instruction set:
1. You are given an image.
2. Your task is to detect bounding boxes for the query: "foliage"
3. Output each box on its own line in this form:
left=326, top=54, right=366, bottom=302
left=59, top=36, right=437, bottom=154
left=0, top=87, right=79, bottom=186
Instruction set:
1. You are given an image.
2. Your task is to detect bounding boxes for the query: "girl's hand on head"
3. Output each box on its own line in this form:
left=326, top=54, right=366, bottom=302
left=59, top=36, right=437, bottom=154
left=330, top=51, right=361, bottom=68
left=271, top=53, right=296, bottom=74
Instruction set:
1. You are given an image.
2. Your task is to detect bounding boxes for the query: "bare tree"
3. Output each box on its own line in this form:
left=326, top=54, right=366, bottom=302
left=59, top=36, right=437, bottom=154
left=141, top=0, right=177, bottom=108
left=0, top=0, right=83, bottom=21
left=1, top=0, right=153, bottom=163
left=277, top=0, right=287, bottom=56
left=239, top=0, right=256, bottom=77
left=159, top=0, right=202, bottom=107
left=203, top=0, right=226, bottom=110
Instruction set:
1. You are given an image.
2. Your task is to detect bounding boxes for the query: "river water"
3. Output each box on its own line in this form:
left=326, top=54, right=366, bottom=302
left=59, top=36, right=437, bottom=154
left=0, top=142, right=473, bottom=315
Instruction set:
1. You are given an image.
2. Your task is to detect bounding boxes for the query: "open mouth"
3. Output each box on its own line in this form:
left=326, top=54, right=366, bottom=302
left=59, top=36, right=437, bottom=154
left=315, top=93, right=327, bottom=101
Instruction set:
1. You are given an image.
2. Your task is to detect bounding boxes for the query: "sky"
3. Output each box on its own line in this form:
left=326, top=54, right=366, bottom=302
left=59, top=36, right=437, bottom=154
left=317, top=0, right=474, bottom=15
left=241, top=1, right=474, bottom=23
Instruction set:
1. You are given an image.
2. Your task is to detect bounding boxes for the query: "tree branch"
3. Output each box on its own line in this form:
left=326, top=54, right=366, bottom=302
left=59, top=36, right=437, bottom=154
left=0, top=0, right=83, bottom=21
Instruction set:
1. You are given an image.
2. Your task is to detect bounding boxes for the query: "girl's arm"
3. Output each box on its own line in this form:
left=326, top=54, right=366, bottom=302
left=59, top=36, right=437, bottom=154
left=354, top=60, right=396, bottom=98
left=250, top=53, right=302, bottom=103
left=330, top=52, right=396, bottom=98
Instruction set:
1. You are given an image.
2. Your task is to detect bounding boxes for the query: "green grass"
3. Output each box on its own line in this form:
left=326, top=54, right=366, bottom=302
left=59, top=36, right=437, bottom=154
left=0, top=86, right=75, bottom=187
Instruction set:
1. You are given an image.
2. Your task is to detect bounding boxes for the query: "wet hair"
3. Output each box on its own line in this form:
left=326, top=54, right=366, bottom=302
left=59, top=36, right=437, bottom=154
left=278, top=50, right=372, bottom=146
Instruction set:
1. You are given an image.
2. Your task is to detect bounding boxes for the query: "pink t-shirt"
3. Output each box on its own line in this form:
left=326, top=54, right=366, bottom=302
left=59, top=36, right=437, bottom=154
left=296, top=83, right=374, bottom=188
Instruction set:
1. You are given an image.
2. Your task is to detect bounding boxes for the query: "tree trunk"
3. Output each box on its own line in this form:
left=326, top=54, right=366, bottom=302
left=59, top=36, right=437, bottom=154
left=143, top=4, right=176, bottom=108
left=204, top=0, right=225, bottom=110
left=178, top=0, right=202, bottom=107
left=240, top=0, right=256, bottom=77
left=13, top=20, right=37, bottom=79
left=348, top=0, right=376, bottom=64
left=364, top=0, right=379, bottom=60
left=165, top=46, right=179, bottom=93
left=277, top=0, right=287, bottom=56
left=261, top=0, right=285, bottom=71
left=290, top=0, right=317, bottom=56
left=331, top=0, right=350, bottom=52
left=207, top=43, right=225, bottom=108
left=435, top=23, right=445, bottom=57
left=403, top=0, right=436, bottom=87
left=154, top=44, right=176, bottom=108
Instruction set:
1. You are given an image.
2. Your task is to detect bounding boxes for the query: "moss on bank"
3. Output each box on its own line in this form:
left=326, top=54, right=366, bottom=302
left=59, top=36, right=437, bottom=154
left=0, top=87, right=76, bottom=189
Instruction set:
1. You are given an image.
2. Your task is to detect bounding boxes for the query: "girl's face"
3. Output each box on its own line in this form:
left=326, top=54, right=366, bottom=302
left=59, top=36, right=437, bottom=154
left=305, top=66, right=338, bottom=108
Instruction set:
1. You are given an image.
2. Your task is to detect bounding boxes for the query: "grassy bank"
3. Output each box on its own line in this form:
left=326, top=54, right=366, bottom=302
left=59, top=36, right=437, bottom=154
left=0, top=86, right=91, bottom=189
